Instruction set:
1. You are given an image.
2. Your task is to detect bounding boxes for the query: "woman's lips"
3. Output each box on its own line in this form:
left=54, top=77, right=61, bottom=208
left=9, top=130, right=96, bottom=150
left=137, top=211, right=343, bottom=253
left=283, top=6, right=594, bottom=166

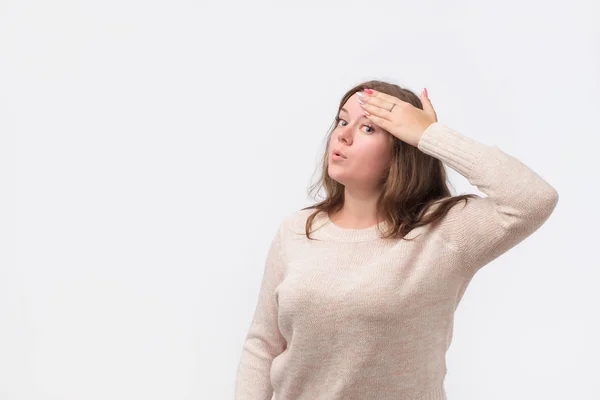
left=332, top=149, right=347, bottom=159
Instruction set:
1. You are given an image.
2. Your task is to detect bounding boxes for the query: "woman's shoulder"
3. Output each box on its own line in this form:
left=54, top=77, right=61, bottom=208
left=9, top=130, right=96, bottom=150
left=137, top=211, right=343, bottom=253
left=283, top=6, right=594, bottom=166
left=278, top=207, right=323, bottom=237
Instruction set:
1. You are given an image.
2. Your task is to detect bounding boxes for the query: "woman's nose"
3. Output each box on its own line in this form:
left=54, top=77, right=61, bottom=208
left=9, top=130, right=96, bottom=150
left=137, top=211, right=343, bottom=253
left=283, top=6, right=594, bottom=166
left=338, top=125, right=353, bottom=143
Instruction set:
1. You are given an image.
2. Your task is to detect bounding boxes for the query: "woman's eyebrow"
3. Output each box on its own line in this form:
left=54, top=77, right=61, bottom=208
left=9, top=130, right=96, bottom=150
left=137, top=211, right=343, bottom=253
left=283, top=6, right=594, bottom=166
left=339, top=108, right=368, bottom=120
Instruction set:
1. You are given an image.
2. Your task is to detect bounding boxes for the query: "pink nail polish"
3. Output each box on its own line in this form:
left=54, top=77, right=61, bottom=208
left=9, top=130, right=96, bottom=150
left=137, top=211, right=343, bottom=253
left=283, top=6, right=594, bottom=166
left=364, top=88, right=373, bottom=95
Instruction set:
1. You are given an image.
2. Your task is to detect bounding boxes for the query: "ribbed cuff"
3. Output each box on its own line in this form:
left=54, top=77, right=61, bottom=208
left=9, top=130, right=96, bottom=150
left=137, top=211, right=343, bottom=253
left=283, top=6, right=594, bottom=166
left=423, top=385, right=448, bottom=400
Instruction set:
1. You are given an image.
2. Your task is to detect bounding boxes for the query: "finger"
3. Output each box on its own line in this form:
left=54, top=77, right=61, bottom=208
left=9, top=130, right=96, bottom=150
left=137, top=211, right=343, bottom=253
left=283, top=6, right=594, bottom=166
left=359, top=101, right=390, bottom=121
left=360, top=95, right=398, bottom=114
left=420, top=89, right=438, bottom=120
left=364, top=112, right=390, bottom=131
left=363, top=89, right=408, bottom=106
left=361, top=90, right=410, bottom=112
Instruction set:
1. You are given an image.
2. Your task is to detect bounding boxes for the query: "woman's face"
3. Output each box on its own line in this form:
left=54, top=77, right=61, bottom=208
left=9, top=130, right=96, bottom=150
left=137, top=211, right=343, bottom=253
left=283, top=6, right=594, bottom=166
left=327, top=92, right=395, bottom=189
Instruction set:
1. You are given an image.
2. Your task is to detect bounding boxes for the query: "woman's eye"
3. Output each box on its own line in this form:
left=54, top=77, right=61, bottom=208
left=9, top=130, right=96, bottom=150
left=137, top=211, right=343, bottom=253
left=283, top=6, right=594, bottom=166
left=336, top=117, right=375, bottom=133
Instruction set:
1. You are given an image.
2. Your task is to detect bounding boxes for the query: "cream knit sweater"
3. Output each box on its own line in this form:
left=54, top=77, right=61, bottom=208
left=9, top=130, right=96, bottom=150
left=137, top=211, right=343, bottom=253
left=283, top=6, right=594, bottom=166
left=234, top=122, right=559, bottom=400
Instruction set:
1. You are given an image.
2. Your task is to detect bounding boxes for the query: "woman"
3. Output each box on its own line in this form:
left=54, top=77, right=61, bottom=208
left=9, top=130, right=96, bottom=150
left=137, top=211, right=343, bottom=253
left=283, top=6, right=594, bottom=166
left=234, top=80, right=559, bottom=400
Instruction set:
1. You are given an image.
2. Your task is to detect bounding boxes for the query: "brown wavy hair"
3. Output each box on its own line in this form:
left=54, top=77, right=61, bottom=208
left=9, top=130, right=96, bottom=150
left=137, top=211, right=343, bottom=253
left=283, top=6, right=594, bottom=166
left=302, top=79, right=479, bottom=240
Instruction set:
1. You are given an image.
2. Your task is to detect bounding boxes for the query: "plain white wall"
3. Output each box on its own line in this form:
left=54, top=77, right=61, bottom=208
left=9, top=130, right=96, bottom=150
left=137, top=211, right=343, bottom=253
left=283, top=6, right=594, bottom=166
left=1, top=1, right=598, bottom=399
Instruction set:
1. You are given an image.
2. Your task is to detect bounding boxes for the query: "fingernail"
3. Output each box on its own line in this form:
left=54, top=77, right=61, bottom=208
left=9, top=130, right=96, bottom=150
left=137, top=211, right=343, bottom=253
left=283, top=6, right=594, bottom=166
left=357, top=92, right=365, bottom=98
left=424, top=88, right=428, bottom=97
left=364, top=88, right=373, bottom=95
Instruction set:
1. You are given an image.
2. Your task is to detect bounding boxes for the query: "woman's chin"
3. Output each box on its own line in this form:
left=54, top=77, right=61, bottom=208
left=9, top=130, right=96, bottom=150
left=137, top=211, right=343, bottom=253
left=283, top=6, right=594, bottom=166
left=327, top=171, right=348, bottom=185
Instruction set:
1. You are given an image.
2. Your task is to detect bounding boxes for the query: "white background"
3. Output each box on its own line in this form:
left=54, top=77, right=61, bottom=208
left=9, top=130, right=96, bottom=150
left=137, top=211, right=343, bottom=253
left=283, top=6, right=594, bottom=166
left=1, top=1, right=598, bottom=399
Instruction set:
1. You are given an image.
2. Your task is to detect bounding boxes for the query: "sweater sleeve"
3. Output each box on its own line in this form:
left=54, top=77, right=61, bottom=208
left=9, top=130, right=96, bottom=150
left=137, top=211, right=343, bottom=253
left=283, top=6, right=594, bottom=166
left=417, top=122, right=559, bottom=277
left=234, top=224, right=287, bottom=400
